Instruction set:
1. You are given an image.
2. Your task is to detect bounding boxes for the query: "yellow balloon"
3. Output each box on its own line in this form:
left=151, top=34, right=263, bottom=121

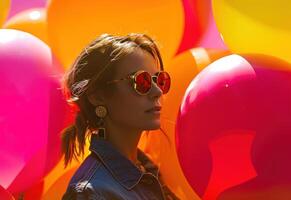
left=139, top=48, right=230, bottom=200
left=47, top=0, right=184, bottom=69
left=4, top=8, right=48, bottom=43
left=212, top=0, right=291, bottom=64
left=0, top=0, right=10, bottom=27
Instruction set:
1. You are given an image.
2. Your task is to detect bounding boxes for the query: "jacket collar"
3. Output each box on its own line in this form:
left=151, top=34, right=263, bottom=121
left=89, top=134, right=159, bottom=190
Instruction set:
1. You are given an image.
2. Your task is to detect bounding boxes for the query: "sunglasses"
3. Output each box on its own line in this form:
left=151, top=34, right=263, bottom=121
left=107, top=70, right=171, bottom=95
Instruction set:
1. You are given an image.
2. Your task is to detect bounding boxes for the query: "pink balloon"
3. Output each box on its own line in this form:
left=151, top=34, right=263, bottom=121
left=7, top=0, right=47, bottom=19
left=0, top=29, right=70, bottom=194
left=176, top=54, right=291, bottom=199
left=176, top=0, right=211, bottom=55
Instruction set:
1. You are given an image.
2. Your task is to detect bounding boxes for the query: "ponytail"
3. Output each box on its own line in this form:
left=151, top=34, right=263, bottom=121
left=61, top=112, right=88, bottom=168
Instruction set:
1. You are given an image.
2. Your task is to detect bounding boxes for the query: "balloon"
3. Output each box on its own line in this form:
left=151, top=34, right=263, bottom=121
left=197, top=0, right=227, bottom=49
left=140, top=120, right=200, bottom=200
left=4, top=8, right=48, bottom=43
left=7, top=0, right=47, bottom=19
left=162, top=48, right=230, bottom=121
left=0, top=0, right=10, bottom=27
left=176, top=0, right=210, bottom=54
left=176, top=54, right=291, bottom=199
left=42, top=167, right=78, bottom=200
left=12, top=181, right=44, bottom=200
left=139, top=48, right=229, bottom=199
left=47, top=0, right=184, bottom=68
left=217, top=129, right=291, bottom=200
left=0, top=185, right=14, bottom=200
left=212, top=0, right=291, bottom=63
left=0, top=29, right=70, bottom=194
left=23, top=181, right=44, bottom=200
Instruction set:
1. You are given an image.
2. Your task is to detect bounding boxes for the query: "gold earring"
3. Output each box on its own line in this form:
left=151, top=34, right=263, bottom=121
left=95, top=105, right=107, bottom=118
left=95, top=105, right=107, bottom=139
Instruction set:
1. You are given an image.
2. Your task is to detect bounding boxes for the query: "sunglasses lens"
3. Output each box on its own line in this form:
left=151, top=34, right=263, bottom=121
left=135, top=71, right=152, bottom=94
left=157, top=71, right=171, bottom=94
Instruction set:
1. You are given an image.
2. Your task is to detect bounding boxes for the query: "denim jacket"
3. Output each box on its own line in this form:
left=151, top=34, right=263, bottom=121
left=62, top=134, right=179, bottom=200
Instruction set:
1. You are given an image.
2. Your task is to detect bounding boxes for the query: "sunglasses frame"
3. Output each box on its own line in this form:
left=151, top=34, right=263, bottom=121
left=106, top=70, right=170, bottom=95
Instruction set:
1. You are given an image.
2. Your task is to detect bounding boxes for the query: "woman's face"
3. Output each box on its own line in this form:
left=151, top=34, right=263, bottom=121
left=102, top=48, right=163, bottom=132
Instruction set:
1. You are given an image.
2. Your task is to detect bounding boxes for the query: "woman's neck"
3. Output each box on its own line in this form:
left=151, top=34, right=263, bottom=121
left=105, top=124, right=143, bottom=164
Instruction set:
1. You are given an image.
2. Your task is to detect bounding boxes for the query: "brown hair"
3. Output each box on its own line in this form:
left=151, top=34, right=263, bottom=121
left=61, top=33, right=164, bottom=167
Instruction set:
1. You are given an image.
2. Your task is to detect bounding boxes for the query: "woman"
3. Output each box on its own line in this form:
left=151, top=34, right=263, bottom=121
left=61, top=33, right=178, bottom=199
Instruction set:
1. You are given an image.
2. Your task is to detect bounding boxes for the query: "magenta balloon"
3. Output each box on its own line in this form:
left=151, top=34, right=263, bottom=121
left=176, top=54, right=291, bottom=198
left=176, top=0, right=211, bottom=54
left=197, top=0, right=227, bottom=49
left=0, top=29, right=69, bottom=194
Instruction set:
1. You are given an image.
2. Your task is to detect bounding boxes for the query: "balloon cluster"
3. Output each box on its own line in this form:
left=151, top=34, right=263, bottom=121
left=176, top=1, right=291, bottom=200
left=0, top=0, right=212, bottom=199
left=1, top=0, right=290, bottom=200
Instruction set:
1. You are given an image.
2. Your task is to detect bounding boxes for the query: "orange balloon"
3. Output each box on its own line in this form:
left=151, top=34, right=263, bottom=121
left=47, top=0, right=184, bottom=69
left=0, top=0, right=10, bottom=27
left=42, top=167, right=78, bottom=200
left=139, top=48, right=230, bottom=200
left=3, top=8, right=48, bottom=43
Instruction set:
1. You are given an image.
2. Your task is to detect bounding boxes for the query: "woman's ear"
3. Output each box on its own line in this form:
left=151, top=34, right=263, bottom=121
left=87, top=92, right=105, bottom=106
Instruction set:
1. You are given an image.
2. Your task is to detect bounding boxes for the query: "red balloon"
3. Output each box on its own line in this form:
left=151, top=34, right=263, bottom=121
left=176, top=54, right=291, bottom=199
left=0, top=185, right=14, bottom=200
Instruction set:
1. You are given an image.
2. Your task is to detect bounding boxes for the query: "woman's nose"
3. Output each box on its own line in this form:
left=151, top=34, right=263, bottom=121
left=149, top=80, right=163, bottom=98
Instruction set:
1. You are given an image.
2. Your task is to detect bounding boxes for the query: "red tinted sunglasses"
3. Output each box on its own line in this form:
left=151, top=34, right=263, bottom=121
left=107, top=70, right=171, bottom=95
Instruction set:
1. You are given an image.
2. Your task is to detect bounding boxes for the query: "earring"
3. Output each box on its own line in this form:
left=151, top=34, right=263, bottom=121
left=95, top=105, right=107, bottom=139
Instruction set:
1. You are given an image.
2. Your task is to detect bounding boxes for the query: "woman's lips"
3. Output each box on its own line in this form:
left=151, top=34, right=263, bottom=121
left=146, top=106, right=161, bottom=112
left=145, top=106, right=161, bottom=114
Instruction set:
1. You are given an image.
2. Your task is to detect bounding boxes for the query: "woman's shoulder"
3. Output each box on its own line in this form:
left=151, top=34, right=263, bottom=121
left=62, top=153, right=132, bottom=200
left=69, top=153, right=102, bottom=187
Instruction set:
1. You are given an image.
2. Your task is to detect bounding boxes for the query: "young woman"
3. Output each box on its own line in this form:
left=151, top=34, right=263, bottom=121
left=61, top=33, right=178, bottom=199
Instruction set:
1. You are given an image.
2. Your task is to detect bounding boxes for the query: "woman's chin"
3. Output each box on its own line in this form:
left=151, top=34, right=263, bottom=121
left=145, top=120, right=161, bottom=130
